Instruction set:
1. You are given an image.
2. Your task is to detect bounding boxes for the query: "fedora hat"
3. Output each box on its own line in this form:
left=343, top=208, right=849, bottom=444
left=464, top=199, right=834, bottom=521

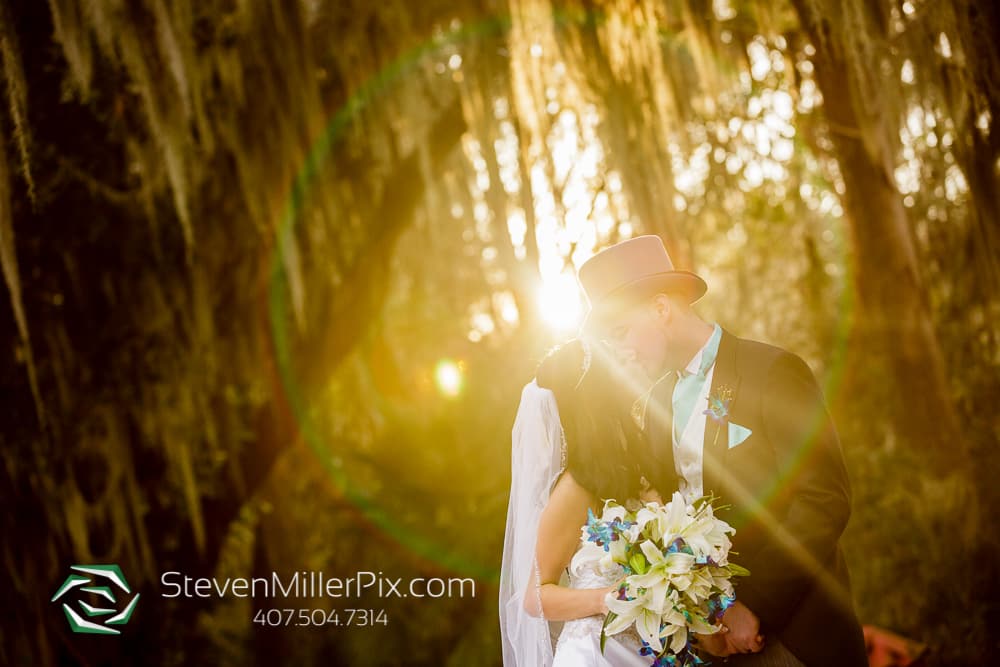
left=577, top=235, right=706, bottom=331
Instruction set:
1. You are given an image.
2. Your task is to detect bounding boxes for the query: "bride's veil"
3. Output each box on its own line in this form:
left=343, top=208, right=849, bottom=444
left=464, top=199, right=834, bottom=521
left=499, top=379, right=567, bottom=666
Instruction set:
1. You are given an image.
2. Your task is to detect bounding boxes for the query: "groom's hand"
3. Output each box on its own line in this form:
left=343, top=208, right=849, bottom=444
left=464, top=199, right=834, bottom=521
left=695, top=629, right=733, bottom=657
left=721, top=601, right=765, bottom=653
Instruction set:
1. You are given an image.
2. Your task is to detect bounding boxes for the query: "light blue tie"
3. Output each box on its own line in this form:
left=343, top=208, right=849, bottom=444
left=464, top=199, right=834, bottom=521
left=672, top=324, right=723, bottom=442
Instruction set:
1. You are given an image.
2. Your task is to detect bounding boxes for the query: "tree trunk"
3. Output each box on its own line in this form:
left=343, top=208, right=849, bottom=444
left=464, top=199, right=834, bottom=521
left=792, top=0, right=964, bottom=471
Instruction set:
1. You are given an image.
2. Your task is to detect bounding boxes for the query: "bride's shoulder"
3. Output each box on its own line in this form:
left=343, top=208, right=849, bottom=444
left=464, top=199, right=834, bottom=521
left=548, top=470, right=599, bottom=512
left=551, top=468, right=584, bottom=493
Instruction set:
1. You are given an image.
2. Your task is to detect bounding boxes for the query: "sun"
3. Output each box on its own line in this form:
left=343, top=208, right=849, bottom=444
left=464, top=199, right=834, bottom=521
left=537, top=272, right=584, bottom=333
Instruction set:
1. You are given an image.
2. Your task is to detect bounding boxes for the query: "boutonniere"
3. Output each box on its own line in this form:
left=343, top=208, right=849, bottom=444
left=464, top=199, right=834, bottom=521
left=704, top=385, right=733, bottom=424
left=704, top=383, right=753, bottom=449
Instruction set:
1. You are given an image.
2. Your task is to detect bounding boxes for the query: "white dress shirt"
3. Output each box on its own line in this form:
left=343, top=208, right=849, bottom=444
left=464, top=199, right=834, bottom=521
left=672, top=334, right=718, bottom=503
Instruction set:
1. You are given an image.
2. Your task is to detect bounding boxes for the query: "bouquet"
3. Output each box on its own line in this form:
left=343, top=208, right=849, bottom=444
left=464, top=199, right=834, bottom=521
left=583, top=491, right=749, bottom=666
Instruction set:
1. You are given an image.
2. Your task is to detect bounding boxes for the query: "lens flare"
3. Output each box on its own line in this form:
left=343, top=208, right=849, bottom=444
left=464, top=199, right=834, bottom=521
left=267, top=7, right=854, bottom=583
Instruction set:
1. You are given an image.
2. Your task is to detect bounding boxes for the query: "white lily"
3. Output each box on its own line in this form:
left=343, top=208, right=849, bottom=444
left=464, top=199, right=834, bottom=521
left=600, top=500, right=628, bottom=523
left=665, top=619, right=689, bottom=655
left=682, top=508, right=734, bottom=564
left=635, top=506, right=660, bottom=537
left=622, top=539, right=697, bottom=615
left=637, top=492, right=692, bottom=543
left=642, top=539, right=696, bottom=576
left=569, top=540, right=605, bottom=577
left=604, top=586, right=652, bottom=636
left=599, top=535, right=629, bottom=570
left=680, top=568, right=716, bottom=605
left=606, top=586, right=688, bottom=654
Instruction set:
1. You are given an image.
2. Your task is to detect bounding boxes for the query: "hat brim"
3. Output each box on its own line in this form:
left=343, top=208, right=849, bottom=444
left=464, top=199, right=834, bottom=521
left=580, top=271, right=707, bottom=334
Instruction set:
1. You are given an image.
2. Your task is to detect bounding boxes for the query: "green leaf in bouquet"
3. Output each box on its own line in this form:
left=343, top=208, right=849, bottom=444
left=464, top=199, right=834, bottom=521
left=600, top=610, right=617, bottom=654
left=727, top=563, right=751, bottom=577
left=629, top=552, right=648, bottom=575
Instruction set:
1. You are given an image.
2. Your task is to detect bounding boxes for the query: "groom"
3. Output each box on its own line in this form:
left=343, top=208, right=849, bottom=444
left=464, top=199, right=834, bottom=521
left=577, top=236, right=867, bottom=667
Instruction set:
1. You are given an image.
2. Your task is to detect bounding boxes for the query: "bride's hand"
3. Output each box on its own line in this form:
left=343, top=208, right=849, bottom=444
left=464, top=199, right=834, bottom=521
left=595, top=585, right=617, bottom=615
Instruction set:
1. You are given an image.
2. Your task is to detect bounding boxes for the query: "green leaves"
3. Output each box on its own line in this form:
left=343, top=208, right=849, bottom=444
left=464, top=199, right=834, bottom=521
left=599, top=609, right=618, bottom=654
left=629, top=551, right=649, bottom=575
left=726, top=563, right=751, bottom=577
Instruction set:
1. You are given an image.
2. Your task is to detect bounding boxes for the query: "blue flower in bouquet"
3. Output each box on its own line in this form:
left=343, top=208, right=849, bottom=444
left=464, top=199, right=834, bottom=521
left=585, top=508, right=613, bottom=547
left=585, top=508, right=633, bottom=551
left=707, top=594, right=735, bottom=624
left=666, top=537, right=694, bottom=556
left=703, top=386, right=733, bottom=423
left=610, top=516, right=633, bottom=534
left=639, top=639, right=704, bottom=667
left=639, top=640, right=672, bottom=664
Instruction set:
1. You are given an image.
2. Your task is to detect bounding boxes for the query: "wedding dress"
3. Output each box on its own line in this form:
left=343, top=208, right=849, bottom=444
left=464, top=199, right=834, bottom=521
left=551, top=542, right=646, bottom=667
left=499, top=381, right=647, bottom=667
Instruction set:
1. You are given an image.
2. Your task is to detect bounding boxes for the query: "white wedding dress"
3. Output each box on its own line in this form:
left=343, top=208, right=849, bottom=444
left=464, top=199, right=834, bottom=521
left=551, top=542, right=647, bottom=666
left=500, top=381, right=647, bottom=667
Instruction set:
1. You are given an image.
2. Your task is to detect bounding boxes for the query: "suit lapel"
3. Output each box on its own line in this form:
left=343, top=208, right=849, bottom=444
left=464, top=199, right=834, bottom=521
left=702, top=329, right=740, bottom=496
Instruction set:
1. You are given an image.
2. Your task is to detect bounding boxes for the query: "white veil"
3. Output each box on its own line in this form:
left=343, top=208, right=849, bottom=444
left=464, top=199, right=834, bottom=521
left=499, top=379, right=567, bottom=666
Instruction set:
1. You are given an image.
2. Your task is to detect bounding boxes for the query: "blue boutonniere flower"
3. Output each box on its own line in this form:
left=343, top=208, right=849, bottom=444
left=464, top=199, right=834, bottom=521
left=705, top=384, right=753, bottom=449
left=703, top=386, right=733, bottom=423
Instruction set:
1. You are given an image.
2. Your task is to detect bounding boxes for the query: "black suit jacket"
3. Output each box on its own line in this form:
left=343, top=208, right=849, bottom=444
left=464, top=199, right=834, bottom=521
left=641, top=330, right=867, bottom=667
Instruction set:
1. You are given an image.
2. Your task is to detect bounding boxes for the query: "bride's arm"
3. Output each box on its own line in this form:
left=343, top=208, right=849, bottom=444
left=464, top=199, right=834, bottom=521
left=523, top=471, right=616, bottom=621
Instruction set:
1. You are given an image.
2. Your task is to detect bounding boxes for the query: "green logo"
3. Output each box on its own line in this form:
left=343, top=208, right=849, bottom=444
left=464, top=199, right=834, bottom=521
left=51, top=565, right=140, bottom=635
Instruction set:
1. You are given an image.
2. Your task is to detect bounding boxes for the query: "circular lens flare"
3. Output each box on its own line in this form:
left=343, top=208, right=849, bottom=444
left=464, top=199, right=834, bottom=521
left=435, top=359, right=464, bottom=398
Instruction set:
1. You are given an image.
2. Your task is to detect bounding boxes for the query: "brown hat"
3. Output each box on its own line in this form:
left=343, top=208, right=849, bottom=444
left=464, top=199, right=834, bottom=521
left=577, top=235, right=706, bottom=332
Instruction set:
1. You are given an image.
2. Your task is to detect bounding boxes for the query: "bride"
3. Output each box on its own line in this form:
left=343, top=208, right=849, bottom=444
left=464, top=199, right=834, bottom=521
left=499, top=339, right=656, bottom=666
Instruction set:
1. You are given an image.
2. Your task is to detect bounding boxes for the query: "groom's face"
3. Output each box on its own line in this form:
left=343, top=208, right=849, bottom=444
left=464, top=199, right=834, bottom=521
left=606, top=295, right=671, bottom=379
